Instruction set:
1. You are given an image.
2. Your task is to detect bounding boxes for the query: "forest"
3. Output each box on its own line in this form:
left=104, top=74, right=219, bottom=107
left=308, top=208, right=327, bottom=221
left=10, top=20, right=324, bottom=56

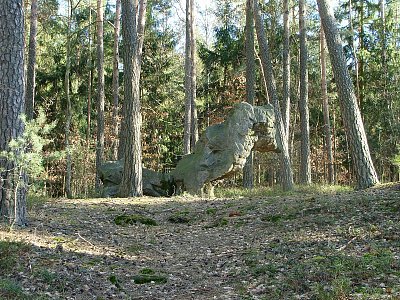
left=0, top=0, right=400, bottom=298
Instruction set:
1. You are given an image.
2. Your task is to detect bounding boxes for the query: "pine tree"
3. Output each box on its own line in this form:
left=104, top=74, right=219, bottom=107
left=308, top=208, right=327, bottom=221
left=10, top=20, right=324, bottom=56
left=0, top=0, right=28, bottom=225
left=317, top=0, right=379, bottom=189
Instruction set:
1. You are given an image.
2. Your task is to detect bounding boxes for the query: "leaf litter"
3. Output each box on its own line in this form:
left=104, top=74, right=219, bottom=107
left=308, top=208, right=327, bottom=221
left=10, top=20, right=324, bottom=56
left=0, top=183, right=400, bottom=299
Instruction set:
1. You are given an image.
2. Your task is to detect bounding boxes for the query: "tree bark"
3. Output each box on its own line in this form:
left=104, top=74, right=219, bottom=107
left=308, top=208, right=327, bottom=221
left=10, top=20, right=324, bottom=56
left=299, top=0, right=311, bottom=184
left=95, top=0, right=105, bottom=190
left=282, top=0, right=290, bottom=139
left=317, top=0, right=379, bottom=189
left=243, top=0, right=255, bottom=189
left=320, top=27, right=335, bottom=184
left=254, top=0, right=294, bottom=191
left=65, top=0, right=73, bottom=199
left=25, top=0, right=38, bottom=120
left=112, top=0, right=121, bottom=160
left=119, top=0, right=147, bottom=197
left=0, top=0, right=27, bottom=225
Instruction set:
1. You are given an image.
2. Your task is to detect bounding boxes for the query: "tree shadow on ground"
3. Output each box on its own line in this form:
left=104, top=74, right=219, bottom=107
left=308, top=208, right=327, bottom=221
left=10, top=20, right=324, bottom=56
left=1, top=186, right=400, bottom=299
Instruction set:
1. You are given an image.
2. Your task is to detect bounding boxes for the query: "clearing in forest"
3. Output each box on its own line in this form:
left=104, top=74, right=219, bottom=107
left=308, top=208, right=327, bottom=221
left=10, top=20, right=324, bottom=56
left=1, top=184, right=400, bottom=299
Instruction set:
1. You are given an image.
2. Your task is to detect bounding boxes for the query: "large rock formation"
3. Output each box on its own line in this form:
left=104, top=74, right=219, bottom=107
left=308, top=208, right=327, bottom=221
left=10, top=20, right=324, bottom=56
left=172, top=102, right=279, bottom=195
left=99, top=102, right=279, bottom=197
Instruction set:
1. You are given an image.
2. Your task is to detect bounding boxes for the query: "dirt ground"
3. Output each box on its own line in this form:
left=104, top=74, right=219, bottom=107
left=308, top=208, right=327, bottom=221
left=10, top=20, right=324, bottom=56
left=1, top=184, right=400, bottom=299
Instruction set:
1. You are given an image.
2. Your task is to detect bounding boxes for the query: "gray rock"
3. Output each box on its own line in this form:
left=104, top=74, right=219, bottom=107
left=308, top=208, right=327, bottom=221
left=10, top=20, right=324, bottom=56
left=171, top=102, right=279, bottom=195
left=99, top=160, right=174, bottom=197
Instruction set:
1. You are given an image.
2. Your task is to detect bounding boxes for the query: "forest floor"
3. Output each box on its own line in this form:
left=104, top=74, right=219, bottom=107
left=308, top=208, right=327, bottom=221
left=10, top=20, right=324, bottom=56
left=1, top=183, right=400, bottom=299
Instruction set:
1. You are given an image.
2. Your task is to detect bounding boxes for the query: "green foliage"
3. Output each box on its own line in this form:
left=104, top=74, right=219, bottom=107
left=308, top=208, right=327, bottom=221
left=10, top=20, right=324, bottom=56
left=0, top=110, right=58, bottom=179
left=0, top=110, right=61, bottom=202
left=114, top=214, right=158, bottom=226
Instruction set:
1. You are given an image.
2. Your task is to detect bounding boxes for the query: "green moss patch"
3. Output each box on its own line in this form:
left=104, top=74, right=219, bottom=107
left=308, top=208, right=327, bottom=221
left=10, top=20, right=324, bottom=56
left=132, top=268, right=167, bottom=284
left=167, top=211, right=192, bottom=224
left=114, top=214, right=157, bottom=226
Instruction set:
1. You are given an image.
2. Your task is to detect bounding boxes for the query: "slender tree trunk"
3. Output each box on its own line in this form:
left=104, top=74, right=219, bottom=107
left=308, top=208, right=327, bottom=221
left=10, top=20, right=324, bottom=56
left=65, top=0, right=73, bottom=199
left=243, top=0, right=255, bottom=189
left=25, top=0, right=38, bottom=120
left=0, top=0, right=27, bottom=226
left=254, top=0, right=294, bottom=191
left=348, top=0, right=361, bottom=105
left=320, top=27, right=335, bottom=184
left=112, top=0, right=121, bottom=160
left=95, top=0, right=105, bottom=190
left=282, top=0, right=290, bottom=138
left=183, top=0, right=192, bottom=155
left=87, top=0, right=92, bottom=147
left=317, top=0, right=379, bottom=189
left=119, top=0, right=147, bottom=197
left=189, top=0, right=198, bottom=150
left=358, top=1, right=365, bottom=114
left=299, top=0, right=311, bottom=184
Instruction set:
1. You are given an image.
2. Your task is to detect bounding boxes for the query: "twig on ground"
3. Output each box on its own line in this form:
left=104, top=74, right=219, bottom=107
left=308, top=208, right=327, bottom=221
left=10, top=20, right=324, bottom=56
left=337, top=236, right=357, bottom=251
left=77, top=232, right=95, bottom=247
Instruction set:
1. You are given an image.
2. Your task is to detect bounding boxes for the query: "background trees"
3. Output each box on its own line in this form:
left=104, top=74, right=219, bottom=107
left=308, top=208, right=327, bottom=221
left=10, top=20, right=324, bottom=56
left=4, top=0, right=398, bottom=199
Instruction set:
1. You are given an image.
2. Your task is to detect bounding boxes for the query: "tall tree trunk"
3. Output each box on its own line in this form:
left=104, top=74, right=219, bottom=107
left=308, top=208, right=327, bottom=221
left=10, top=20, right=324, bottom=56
left=254, top=0, right=294, bottom=191
left=348, top=0, right=361, bottom=105
left=299, top=0, right=311, bottom=184
left=358, top=1, right=365, bottom=114
left=95, top=0, right=105, bottom=190
left=112, top=0, right=121, bottom=160
left=25, top=0, right=38, bottom=120
left=119, top=0, right=147, bottom=197
left=65, top=0, right=73, bottom=199
left=183, top=0, right=192, bottom=155
left=0, top=0, right=27, bottom=226
left=243, top=0, right=255, bottom=189
left=320, top=27, right=335, bottom=184
left=282, top=0, right=290, bottom=138
left=317, top=0, right=379, bottom=189
left=87, top=0, right=92, bottom=147
left=189, top=0, right=198, bottom=150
